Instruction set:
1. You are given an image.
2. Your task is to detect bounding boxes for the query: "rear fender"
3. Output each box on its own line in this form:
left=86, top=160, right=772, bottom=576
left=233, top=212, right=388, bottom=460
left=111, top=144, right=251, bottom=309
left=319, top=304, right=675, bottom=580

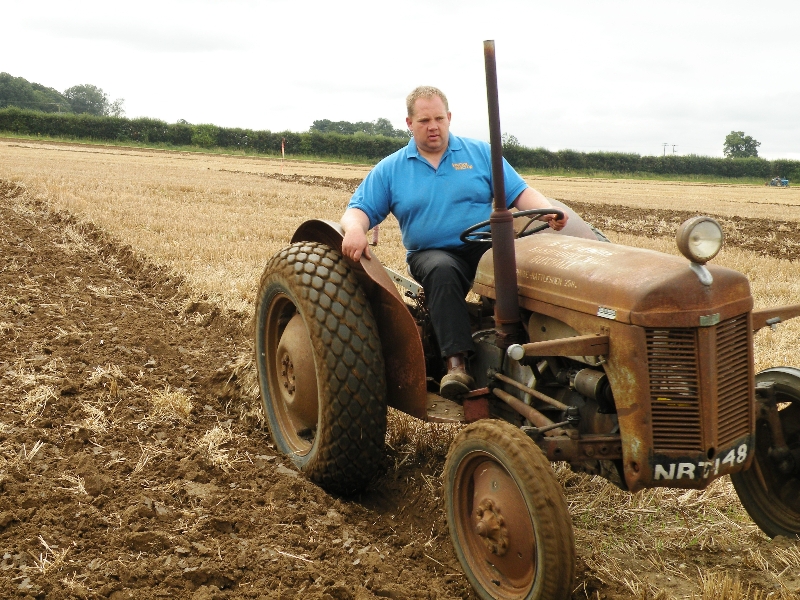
left=292, top=220, right=428, bottom=420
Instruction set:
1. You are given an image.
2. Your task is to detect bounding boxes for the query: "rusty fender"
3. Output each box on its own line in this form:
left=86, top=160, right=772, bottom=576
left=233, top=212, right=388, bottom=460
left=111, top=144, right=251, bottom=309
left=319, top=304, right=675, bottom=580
left=752, top=303, right=800, bottom=331
left=291, top=219, right=428, bottom=420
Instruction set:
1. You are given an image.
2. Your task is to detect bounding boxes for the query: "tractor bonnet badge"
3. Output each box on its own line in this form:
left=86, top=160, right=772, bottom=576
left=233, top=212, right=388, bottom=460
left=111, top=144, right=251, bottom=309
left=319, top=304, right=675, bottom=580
left=597, top=307, right=616, bottom=320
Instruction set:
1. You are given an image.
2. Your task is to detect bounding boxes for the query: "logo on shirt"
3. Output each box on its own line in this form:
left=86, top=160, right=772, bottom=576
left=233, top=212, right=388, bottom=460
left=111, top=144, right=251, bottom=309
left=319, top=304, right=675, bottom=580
left=452, top=162, right=473, bottom=170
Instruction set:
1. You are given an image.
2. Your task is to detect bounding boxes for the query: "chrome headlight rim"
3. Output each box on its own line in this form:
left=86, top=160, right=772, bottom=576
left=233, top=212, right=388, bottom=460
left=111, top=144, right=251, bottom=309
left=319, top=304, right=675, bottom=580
left=676, top=216, right=724, bottom=264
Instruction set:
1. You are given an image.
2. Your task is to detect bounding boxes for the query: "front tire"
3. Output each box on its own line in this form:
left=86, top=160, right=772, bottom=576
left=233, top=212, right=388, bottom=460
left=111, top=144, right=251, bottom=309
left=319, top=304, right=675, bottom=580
left=444, top=420, right=576, bottom=600
left=731, top=367, right=800, bottom=538
left=255, top=242, right=387, bottom=494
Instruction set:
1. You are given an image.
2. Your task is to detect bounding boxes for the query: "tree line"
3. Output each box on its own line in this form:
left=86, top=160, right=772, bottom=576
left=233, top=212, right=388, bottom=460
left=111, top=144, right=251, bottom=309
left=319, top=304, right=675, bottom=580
left=3, top=106, right=797, bottom=181
left=0, top=107, right=406, bottom=157
left=310, top=118, right=409, bottom=139
left=0, top=73, right=124, bottom=117
left=501, top=145, right=799, bottom=180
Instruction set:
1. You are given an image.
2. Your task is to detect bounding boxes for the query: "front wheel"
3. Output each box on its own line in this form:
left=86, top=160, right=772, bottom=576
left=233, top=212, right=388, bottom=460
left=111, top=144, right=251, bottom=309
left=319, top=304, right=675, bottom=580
left=731, top=367, right=800, bottom=538
left=444, top=420, right=575, bottom=600
left=255, top=242, right=387, bottom=494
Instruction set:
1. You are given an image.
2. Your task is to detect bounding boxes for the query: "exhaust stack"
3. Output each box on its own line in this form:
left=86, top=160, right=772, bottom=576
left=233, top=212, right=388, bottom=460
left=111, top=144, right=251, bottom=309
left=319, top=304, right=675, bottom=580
left=483, top=40, right=521, bottom=345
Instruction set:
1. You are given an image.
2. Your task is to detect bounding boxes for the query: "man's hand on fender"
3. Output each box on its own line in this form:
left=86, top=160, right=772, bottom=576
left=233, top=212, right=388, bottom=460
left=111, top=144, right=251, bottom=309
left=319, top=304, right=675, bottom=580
left=340, top=208, right=373, bottom=261
left=341, top=228, right=371, bottom=261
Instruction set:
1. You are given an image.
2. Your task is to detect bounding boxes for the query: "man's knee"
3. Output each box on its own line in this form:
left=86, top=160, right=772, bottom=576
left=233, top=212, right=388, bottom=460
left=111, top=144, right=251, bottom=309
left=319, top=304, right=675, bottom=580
left=409, top=249, right=469, bottom=287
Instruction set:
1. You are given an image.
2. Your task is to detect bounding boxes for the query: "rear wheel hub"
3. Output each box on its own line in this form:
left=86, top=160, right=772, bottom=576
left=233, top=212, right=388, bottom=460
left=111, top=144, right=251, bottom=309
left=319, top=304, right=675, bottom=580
left=275, top=314, right=318, bottom=430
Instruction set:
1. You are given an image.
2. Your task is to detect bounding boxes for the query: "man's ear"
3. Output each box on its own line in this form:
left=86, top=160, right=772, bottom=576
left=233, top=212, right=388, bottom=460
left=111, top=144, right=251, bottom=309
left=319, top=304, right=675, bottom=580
left=405, top=116, right=412, bottom=129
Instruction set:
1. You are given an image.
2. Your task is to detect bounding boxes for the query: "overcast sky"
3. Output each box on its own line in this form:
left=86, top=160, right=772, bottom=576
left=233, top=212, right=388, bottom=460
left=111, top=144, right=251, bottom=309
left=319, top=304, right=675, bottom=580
left=3, top=0, right=798, bottom=159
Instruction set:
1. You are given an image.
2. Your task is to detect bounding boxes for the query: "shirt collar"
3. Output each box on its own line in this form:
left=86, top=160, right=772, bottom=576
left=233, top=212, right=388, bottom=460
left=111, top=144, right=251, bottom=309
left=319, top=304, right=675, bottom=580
left=405, top=133, right=462, bottom=159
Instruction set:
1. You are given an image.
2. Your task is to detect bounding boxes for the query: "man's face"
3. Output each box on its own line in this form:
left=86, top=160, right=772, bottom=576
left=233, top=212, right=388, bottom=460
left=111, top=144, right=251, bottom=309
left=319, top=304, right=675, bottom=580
left=406, top=96, right=451, bottom=156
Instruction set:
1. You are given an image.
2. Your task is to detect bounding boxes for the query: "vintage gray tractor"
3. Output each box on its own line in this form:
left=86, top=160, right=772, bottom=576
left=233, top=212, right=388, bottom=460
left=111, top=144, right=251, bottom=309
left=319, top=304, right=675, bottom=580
left=254, top=42, right=800, bottom=600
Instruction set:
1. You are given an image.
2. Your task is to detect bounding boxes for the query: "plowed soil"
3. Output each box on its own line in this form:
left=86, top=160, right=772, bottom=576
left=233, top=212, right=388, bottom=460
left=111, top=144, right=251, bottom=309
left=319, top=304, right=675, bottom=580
left=2, top=160, right=800, bottom=600
left=0, top=194, right=463, bottom=600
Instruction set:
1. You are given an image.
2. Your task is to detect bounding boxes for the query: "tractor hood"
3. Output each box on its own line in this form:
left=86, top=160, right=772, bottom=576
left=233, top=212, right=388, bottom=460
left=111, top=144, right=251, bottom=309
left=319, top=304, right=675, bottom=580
left=473, top=233, right=753, bottom=327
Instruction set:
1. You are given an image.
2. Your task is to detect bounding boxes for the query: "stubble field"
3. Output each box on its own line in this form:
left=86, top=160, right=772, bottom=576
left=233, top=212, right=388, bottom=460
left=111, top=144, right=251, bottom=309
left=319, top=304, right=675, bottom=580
left=2, top=138, right=800, bottom=599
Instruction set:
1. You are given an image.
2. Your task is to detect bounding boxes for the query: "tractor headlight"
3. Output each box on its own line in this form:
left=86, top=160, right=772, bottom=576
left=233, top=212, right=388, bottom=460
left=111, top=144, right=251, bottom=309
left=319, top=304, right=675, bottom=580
left=676, top=216, right=724, bottom=264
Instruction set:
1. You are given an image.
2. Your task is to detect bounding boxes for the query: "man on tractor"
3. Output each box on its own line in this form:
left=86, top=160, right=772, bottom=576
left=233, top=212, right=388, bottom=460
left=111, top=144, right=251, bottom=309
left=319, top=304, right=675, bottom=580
left=340, top=85, right=567, bottom=399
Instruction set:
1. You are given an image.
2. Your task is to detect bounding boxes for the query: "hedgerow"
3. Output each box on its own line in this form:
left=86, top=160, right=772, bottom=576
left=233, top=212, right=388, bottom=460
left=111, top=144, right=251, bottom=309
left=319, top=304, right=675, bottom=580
left=2, top=107, right=797, bottom=180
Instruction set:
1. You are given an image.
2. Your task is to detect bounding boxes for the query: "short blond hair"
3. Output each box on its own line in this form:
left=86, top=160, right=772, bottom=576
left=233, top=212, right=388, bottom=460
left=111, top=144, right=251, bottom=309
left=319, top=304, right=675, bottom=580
left=406, top=86, right=449, bottom=117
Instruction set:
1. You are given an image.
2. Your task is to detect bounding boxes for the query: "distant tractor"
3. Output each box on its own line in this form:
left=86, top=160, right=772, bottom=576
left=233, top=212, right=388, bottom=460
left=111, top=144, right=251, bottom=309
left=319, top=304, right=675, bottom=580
left=768, top=176, right=789, bottom=187
left=254, top=42, right=800, bottom=600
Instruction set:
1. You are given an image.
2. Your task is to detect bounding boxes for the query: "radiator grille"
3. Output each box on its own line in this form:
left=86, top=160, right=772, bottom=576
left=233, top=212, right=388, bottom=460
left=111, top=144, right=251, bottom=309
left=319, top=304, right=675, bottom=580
left=646, top=315, right=751, bottom=453
left=647, top=328, right=702, bottom=451
left=715, top=315, right=751, bottom=446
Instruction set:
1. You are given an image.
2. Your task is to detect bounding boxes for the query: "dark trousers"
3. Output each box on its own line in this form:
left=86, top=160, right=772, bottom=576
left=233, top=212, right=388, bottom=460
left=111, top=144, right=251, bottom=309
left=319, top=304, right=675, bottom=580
left=407, top=244, right=489, bottom=358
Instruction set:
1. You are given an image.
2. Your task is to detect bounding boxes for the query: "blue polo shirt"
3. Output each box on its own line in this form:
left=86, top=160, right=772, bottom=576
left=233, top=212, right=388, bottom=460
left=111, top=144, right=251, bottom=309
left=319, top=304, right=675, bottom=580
left=347, top=134, right=528, bottom=254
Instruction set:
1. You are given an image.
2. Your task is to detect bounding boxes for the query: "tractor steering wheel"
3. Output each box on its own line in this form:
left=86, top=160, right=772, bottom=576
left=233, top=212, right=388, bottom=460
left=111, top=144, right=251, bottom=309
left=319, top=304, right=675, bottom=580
left=459, top=208, right=565, bottom=244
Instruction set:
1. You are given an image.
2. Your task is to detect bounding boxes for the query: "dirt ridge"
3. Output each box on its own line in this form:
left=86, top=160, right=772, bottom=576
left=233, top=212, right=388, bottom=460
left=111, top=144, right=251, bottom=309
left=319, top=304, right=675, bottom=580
left=0, top=190, right=464, bottom=600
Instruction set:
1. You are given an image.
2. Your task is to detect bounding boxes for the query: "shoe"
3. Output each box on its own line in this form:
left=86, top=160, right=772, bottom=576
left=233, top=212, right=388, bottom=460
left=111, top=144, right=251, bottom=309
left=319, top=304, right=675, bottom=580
left=440, top=353, right=475, bottom=399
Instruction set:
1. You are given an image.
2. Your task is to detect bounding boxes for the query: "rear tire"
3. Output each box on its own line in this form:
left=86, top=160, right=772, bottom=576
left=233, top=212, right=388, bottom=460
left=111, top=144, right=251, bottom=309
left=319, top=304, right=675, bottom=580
left=444, top=420, right=576, bottom=600
left=255, top=242, right=387, bottom=494
left=731, top=367, right=800, bottom=538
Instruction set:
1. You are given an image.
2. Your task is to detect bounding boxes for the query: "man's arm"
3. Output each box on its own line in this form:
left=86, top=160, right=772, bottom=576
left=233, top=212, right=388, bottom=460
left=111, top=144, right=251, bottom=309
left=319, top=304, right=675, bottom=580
left=512, top=187, right=568, bottom=231
left=340, top=207, right=372, bottom=261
